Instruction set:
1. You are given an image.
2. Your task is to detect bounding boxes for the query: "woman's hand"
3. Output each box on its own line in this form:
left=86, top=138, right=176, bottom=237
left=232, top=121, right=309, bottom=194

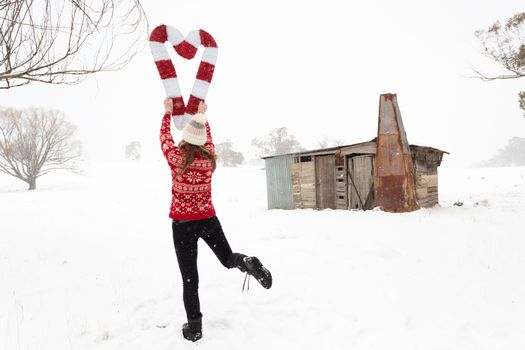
left=197, top=101, right=207, bottom=114
left=164, top=97, right=173, bottom=115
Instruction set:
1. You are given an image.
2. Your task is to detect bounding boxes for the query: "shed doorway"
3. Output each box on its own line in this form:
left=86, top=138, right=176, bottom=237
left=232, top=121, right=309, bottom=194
left=347, top=155, right=375, bottom=210
left=315, top=155, right=336, bottom=209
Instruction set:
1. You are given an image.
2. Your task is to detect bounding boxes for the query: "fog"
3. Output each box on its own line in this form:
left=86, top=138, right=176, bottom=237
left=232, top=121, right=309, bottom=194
left=2, top=0, right=525, bottom=167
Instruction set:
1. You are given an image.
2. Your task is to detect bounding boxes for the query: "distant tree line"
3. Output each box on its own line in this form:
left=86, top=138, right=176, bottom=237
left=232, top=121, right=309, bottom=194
left=478, top=137, right=525, bottom=167
left=251, top=127, right=305, bottom=157
left=213, top=127, right=312, bottom=166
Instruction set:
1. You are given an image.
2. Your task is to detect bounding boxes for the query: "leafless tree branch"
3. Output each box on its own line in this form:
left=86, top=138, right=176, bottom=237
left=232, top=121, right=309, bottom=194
left=470, top=68, right=525, bottom=81
left=474, top=11, right=525, bottom=80
left=0, top=0, right=148, bottom=88
left=474, top=12, right=525, bottom=117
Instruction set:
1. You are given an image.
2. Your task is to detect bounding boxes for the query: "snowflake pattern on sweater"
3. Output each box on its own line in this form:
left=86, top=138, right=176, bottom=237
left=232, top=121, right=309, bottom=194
left=160, top=113, right=216, bottom=220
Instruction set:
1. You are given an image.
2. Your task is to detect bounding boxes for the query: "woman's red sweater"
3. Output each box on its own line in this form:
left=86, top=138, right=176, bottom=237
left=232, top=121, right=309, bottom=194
left=160, top=113, right=216, bottom=220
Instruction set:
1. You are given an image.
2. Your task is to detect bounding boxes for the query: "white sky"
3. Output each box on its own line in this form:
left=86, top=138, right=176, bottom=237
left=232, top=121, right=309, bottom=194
left=1, top=0, right=525, bottom=167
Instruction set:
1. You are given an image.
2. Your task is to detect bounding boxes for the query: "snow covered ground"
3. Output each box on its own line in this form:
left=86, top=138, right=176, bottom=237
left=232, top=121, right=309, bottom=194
left=1, top=162, right=524, bottom=350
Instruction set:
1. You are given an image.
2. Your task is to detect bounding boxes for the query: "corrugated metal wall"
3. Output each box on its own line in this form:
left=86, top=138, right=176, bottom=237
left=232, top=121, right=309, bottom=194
left=264, top=156, right=294, bottom=209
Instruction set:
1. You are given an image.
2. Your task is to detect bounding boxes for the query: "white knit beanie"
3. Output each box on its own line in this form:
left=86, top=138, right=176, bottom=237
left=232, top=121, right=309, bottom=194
left=182, top=113, right=207, bottom=146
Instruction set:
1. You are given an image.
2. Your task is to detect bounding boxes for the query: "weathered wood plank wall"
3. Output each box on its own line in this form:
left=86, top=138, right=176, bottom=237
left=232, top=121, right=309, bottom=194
left=412, top=147, right=443, bottom=208
left=315, top=155, right=336, bottom=209
left=347, top=155, right=375, bottom=210
left=292, top=159, right=316, bottom=209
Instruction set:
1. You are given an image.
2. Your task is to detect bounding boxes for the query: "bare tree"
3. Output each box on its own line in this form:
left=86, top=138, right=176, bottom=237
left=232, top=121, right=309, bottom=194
left=125, top=140, right=141, bottom=160
left=316, top=136, right=347, bottom=149
left=475, top=12, right=525, bottom=116
left=0, top=0, right=148, bottom=88
left=333, top=137, right=346, bottom=147
left=316, top=136, right=329, bottom=149
left=0, top=107, right=82, bottom=190
left=215, top=140, right=244, bottom=167
left=251, top=127, right=305, bottom=157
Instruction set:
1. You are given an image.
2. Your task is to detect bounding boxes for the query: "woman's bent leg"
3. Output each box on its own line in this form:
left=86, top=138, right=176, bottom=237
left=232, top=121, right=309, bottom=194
left=200, top=216, right=247, bottom=270
left=172, top=220, right=202, bottom=320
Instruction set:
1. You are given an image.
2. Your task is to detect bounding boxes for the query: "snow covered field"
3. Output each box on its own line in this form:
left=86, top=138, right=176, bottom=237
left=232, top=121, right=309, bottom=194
left=1, top=162, right=524, bottom=350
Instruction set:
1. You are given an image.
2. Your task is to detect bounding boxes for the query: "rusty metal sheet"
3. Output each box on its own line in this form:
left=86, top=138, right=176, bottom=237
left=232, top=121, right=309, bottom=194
left=375, top=94, right=419, bottom=213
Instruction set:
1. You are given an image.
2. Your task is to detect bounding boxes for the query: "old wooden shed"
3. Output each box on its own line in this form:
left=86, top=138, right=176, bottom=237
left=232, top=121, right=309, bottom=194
left=263, top=141, right=447, bottom=210
left=262, top=93, right=448, bottom=212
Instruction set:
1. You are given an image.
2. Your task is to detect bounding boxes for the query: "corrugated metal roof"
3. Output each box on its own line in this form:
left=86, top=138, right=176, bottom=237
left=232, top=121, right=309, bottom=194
left=261, top=140, right=448, bottom=159
left=410, top=145, right=450, bottom=155
left=261, top=139, right=377, bottom=159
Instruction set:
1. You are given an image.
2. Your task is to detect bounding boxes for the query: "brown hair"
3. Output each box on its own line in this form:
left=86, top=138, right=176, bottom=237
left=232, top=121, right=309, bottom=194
left=178, top=141, right=217, bottom=174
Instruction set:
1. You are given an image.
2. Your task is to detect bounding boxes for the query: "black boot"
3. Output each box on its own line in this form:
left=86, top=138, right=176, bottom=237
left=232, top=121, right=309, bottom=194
left=228, top=253, right=248, bottom=272
left=244, top=256, right=272, bottom=289
left=182, top=317, right=202, bottom=342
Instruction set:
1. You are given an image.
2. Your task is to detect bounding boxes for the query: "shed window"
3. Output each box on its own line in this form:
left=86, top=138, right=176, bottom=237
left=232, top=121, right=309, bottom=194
left=300, top=156, right=312, bottom=162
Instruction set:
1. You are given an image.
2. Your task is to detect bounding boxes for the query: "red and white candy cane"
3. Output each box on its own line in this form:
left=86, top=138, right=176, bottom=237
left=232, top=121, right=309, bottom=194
left=149, top=25, right=218, bottom=130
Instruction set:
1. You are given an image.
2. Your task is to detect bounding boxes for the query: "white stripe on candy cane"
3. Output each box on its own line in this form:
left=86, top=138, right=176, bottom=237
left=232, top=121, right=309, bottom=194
left=162, top=78, right=182, bottom=97
left=185, top=30, right=201, bottom=48
left=191, top=80, right=210, bottom=99
left=149, top=42, right=171, bottom=61
left=202, top=47, right=218, bottom=65
left=167, top=26, right=184, bottom=45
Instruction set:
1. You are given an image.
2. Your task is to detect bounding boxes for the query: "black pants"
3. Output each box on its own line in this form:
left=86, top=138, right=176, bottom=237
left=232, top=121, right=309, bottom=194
left=172, top=216, right=246, bottom=320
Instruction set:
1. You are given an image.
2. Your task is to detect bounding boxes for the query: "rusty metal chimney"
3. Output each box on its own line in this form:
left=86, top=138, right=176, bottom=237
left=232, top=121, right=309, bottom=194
left=375, top=94, right=419, bottom=212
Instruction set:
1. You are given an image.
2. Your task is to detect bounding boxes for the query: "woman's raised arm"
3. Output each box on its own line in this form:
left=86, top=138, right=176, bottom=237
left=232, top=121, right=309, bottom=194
left=160, top=97, right=176, bottom=159
left=197, top=101, right=214, bottom=148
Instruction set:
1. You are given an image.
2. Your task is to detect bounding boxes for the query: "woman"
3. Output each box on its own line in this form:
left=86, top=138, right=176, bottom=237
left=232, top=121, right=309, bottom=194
left=160, top=97, right=272, bottom=342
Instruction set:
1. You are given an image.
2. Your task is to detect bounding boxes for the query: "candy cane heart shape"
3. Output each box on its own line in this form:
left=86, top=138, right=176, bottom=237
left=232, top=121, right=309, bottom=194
left=149, top=25, right=218, bottom=130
